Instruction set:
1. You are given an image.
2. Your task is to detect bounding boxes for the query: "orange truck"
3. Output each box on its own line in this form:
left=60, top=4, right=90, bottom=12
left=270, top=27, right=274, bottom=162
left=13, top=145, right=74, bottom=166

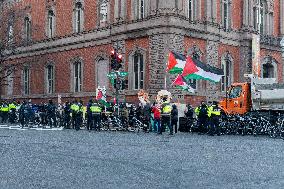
left=219, top=75, right=284, bottom=115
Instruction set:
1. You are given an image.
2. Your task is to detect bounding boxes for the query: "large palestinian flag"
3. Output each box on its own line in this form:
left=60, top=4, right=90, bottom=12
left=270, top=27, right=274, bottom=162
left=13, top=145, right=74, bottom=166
left=172, top=74, right=195, bottom=93
left=182, top=56, right=224, bottom=83
left=166, top=51, right=187, bottom=74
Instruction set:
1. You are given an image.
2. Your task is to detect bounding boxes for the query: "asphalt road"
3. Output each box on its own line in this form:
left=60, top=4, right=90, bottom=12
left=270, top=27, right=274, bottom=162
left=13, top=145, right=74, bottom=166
left=0, top=129, right=283, bottom=189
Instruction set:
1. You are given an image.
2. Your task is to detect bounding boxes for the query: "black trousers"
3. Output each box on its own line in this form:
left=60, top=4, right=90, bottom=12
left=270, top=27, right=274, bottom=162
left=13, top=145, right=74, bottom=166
left=87, top=114, right=92, bottom=130
left=64, top=114, right=71, bottom=128
left=1, top=112, right=8, bottom=123
left=209, top=117, right=220, bottom=135
left=48, top=113, right=57, bottom=127
left=198, top=117, right=208, bottom=133
left=161, top=116, right=172, bottom=134
left=72, top=113, right=80, bottom=130
left=171, top=120, right=178, bottom=133
left=92, top=114, right=101, bottom=130
left=9, top=110, right=16, bottom=124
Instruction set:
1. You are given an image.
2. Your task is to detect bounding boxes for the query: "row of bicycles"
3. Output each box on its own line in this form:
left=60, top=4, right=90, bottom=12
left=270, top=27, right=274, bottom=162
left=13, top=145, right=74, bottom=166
left=0, top=110, right=147, bottom=132
left=216, top=113, right=284, bottom=139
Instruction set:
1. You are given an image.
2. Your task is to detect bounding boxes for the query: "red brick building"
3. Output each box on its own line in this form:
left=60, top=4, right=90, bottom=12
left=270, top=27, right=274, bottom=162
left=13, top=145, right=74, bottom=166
left=0, top=0, right=283, bottom=106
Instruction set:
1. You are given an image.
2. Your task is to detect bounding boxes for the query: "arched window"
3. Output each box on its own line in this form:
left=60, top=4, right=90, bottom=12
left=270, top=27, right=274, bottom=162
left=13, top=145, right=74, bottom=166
left=47, top=10, right=55, bottom=38
left=24, top=17, right=31, bottom=41
left=7, top=24, right=14, bottom=44
left=23, top=67, right=30, bottom=95
left=96, top=57, right=109, bottom=88
left=222, top=0, right=231, bottom=31
left=99, top=0, right=108, bottom=23
left=73, top=61, right=82, bottom=92
left=221, top=53, right=233, bottom=92
left=74, top=2, right=84, bottom=33
left=46, top=65, right=55, bottom=94
left=130, top=52, right=144, bottom=90
left=262, top=57, right=277, bottom=78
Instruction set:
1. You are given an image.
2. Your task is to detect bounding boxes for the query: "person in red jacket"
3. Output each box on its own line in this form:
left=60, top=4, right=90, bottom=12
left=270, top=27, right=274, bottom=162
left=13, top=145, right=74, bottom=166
left=152, top=102, right=161, bottom=134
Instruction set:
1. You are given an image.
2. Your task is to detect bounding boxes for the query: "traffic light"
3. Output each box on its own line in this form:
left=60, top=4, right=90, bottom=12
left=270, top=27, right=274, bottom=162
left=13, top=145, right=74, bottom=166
left=110, top=49, right=123, bottom=71
left=113, top=78, right=122, bottom=90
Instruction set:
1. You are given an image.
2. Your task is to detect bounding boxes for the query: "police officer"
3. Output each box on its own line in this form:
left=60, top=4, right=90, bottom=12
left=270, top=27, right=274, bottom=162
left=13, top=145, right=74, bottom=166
left=47, top=99, right=57, bottom=128
left=90, top=100, right=102, bottom=131
left=78, top=100, right=84, bottom=129
left=195, top=101, right=209, bottom=134
left=160, top=97, right=173, bottom=135
left=184, top=104, right=194, bottom=132
left=71, top=100, right=80, bottom=130
left=19, top=101, right=30, bottom=128
left=86, top=99, right=93, bottom=131
left=208, top=101, right=221, bottom=136
left=8, top=100, right=17, bottom=124
left=1, top=101, right=9, bottom=123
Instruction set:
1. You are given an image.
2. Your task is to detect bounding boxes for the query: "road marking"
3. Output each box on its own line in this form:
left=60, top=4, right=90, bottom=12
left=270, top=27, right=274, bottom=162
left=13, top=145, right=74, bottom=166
left=0, top=124, right=63, bottom=131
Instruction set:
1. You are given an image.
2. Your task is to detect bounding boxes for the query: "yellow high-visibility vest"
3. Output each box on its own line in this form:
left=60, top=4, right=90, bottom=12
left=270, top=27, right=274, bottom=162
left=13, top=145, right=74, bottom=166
left=162, top=104, right=172, bottom=114
left=9, top=103, right=17, bottom=110
left=90, top=105, right=102, bottom=113
left=71, top=104, right=79, bottom=112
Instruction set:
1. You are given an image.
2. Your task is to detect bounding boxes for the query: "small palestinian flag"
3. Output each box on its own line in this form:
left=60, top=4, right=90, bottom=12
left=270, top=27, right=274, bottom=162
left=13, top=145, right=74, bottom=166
left=172, top=74, right=195, bottom=93
left=182, top=57, right=224, bottom=83
left=166, top=51, right=187, bottom=74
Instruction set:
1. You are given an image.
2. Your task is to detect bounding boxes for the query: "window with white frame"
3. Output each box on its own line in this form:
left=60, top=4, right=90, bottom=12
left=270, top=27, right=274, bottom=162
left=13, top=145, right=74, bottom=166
left=46, top=65, right=55, bottom=94
left=99, top=0, right=108, bottom=23
left=47, top=10, right=55, bottom=38
left=221, top=58, right=232, bottom=92
left=222, top=0, right=231, bottom=31
left=73, top=61, right=82, bottom=92
left=74, top=2, right=83, bottom=33
left=133, top=53, right=144, bottom=90
left=253, top=0, right=265, bottom=34
left=23, top=67, right=30, bottom=95
left=24, top=17, right=31, bottom=41
left=138, top=0, right=145, bottom=19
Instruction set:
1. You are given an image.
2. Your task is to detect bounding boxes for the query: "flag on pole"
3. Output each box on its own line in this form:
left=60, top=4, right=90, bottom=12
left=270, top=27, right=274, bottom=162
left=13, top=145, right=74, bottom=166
left=96, top=87, right=110, bottom=107
left=166, top=51, right=187, bottom=74
left=182, top=57, right=224, bottom=83
left=172, top=74, right=195, bottom=93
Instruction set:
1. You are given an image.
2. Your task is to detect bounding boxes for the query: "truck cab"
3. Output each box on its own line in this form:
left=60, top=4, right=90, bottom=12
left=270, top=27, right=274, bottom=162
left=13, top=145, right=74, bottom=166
left=219, top=83, right=252, bottom=115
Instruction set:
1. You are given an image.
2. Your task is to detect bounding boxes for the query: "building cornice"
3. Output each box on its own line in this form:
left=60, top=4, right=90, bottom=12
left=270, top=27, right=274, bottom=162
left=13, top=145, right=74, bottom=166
left=7, top=14, right=282, bottom=59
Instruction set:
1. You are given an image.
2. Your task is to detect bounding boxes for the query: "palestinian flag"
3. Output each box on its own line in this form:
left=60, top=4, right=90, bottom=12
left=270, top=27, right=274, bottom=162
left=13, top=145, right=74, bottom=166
left=166, top=51, right=187, bottom=74
left=172, top=74, right=195, bottom=93
left=182, top=57, right=224, bottom=83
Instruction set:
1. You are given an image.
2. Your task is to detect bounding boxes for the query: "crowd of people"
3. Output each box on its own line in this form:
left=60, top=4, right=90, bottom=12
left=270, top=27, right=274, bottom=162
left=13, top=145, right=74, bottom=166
left=0, top=99, right=222, bottom=136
